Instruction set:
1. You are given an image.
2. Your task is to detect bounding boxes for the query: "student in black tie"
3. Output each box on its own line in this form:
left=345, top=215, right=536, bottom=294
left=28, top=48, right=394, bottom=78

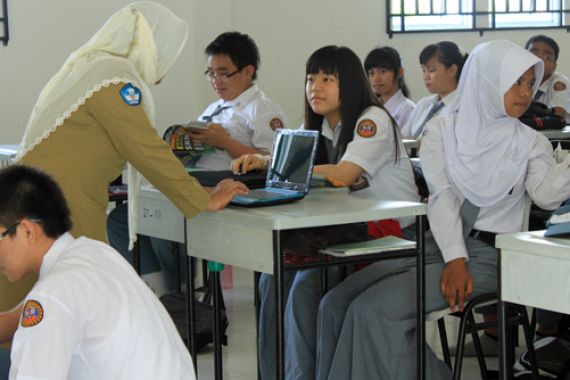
left=400, top=41, right=467, bottom=139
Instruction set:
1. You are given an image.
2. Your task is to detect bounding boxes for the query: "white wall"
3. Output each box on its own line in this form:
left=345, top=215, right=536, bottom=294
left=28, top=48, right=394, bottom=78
left=2, top=0, right=570, bottom=144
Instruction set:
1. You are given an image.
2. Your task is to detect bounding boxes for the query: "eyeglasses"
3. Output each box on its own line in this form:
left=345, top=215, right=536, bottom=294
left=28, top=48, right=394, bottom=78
left=530, top=49, right=556, bottom=63
left=0, top=221, right=21, bottom=241
left=0, top=218, right=42, bottom=241
left=204, top=68, right=242, bottom=82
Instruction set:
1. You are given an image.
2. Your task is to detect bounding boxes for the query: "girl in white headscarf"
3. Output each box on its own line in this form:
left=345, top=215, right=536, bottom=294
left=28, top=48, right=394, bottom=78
left=316, top=40, right=570, bottom=380
left=0, top=0, right=246, bottom=347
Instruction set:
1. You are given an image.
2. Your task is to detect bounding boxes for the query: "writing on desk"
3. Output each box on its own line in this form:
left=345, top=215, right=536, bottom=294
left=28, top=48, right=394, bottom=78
left=142, top=208, right=162, bottom=220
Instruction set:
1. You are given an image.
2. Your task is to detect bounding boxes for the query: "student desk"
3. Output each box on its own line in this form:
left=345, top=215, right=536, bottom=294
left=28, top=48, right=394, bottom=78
left=137, top=185, right=428, bottom=380
left=541, top=125, right=570, bottom=140
left=496, top=230, right=570, bottom=379
left=0, top=144, right=18, bottom=167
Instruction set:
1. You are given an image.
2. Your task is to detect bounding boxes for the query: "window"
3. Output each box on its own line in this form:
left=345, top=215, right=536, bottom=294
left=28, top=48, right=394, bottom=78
left=387, top=0, right=569, bottom=36
left=0, top=0, right=8, bottom=46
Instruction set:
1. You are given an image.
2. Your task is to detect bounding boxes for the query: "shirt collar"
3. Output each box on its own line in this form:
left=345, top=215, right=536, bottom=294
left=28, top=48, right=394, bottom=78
left=384, top=89, right=404, bottom=108
left=321, top=118, right=342, bottom=146
left=39, top=232, right=74, bottom=279
left=221, top=84, right=258, bottom=108
left=440, top=90, right=456, bottom=106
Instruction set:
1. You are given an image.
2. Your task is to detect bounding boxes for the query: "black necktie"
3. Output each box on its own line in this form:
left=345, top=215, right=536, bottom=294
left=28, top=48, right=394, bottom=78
left=413, top=101, right=444, bottom=138
left=201, top=105, right=231, bottom=122
left=533, top=89, right=544, bottom=102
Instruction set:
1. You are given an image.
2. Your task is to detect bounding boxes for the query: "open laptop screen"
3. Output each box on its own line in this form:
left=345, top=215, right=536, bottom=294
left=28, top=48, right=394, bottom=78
left=266, top=130, right=319, bottom=192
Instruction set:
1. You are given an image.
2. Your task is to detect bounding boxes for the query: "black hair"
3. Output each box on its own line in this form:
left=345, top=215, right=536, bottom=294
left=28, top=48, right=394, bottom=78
left=525, top=34, right=559, bottom=62
left=0, top=165, right=72, bottom=238
left=304, top=45, right=399, bottom=161
left=419, top=41, right=468, bottom=83
left=364, top=46, right=411, bottom=98
left=205, top=31, right=260, bottom=80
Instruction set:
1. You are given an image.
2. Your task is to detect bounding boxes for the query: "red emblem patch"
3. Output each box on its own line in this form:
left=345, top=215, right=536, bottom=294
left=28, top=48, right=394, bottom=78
left=356, top=119, right=377, bottom=138
left=270, top=118, right=284, bottom=131
left=21, top=300, right=43, bottom=328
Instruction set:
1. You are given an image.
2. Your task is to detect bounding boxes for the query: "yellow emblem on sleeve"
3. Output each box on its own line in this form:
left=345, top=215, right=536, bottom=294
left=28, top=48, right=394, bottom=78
left=21, top=300, right=44, bottom=327
left=356, top=119, right=377, bottom=138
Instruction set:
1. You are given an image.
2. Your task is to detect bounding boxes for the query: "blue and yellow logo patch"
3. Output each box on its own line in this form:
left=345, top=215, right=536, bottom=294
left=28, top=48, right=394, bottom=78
left=120, top=83, right=142, bottom=106
left=21, top=300, right=43, bottom=328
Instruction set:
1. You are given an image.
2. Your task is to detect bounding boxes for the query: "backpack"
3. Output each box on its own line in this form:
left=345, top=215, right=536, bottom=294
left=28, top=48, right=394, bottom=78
left=160, top=278, right=228, bottom=352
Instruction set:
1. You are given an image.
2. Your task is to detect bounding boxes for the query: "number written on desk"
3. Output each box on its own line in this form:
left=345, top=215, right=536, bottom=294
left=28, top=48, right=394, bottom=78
left=142, top=208, right=162, bottom=220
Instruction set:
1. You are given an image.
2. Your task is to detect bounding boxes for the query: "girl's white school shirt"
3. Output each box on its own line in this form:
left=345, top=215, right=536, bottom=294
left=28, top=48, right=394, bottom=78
left=321, top=106, right=420, bottom=228
left=421, top=114, right=570, bottom=263
left=383, top=89, right=416, bottom=130
left=400, top=91, right=456, bottom=138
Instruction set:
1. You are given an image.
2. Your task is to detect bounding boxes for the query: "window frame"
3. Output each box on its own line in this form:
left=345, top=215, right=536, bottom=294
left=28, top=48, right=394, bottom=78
left=387, top=0, right=570, bottom=37
left=0, top=0, right=8, bottom=46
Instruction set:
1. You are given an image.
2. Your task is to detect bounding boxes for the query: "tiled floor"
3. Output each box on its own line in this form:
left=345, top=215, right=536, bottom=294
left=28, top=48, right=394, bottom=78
left=195, top=267, right=504, bottom=379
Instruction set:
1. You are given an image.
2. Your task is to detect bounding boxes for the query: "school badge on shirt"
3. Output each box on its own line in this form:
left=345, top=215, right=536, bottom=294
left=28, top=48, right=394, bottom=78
left=356, top=119, right=377, bottom=138
left=21, top=300, right=44, bottom=327
left=120, top=83, right=142, bottom=106
left=270, top=117, right=284, bottom=131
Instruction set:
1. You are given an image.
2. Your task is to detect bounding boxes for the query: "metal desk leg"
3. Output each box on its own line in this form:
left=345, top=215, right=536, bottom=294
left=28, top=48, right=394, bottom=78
left=132, top=235, right=141, bottom=275
left=273, top=230, right=285, bottom=380
left=173, top=241, right=181, bottom=293
left=210, top=265, right=224, bottom=380
left=254, top=271, right=261, bottom=380
left=498, top=250, right=510, bottom=380
left=416, top=215, right=426, bottom=380
left=185, top=219, right=198, bottom=375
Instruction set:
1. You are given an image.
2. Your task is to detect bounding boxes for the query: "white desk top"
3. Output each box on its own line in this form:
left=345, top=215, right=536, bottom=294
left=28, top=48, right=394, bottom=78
left=141, top=186, right=426, bottom=231
left=541, top=126, right=570, bottom=140
left=496, top=230, right=570, bottom=260
left=0, top=144, right=19, bottom=161
left=497, top=230, right=570, bottom=314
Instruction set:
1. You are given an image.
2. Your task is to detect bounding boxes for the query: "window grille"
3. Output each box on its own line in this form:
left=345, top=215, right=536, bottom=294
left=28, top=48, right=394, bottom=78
left=1, top=0, right=8, bottom=46
left=387, top=0, right=570, bottom=37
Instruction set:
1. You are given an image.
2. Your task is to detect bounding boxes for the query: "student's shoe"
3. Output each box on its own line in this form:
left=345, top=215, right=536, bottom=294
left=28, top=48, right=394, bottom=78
left=513, top=336, right=570, bottom=378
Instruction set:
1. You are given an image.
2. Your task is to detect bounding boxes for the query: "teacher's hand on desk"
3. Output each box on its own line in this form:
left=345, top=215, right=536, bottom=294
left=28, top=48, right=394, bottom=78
left=231, top=153, right=269, bottom=174
left=440, top=258, right=473, bottom=313
left=206, top=179, right=249, bottom=211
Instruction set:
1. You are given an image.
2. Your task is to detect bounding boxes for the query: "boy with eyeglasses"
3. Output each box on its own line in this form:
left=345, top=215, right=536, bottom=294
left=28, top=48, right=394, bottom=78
left=106, top=31, right=286, bottom=292
left=525, top=34, right=570, bottom=122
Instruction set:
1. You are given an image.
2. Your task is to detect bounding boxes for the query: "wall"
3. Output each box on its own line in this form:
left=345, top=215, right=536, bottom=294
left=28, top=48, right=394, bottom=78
left=2, top=0, right=569, bottom=144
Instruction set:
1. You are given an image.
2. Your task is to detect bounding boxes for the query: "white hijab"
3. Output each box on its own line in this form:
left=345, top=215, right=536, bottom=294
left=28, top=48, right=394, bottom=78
left=443, top=40, right=544, bottom=207
left=17, top=1, right=189, bottom=248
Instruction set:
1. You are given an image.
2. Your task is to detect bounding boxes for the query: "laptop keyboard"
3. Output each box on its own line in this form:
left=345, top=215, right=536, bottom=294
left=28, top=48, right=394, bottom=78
left=248, top=189, right=282, bottom=199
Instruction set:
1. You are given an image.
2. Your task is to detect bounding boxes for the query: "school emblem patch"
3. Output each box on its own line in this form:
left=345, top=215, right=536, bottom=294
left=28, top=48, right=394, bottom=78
left=270, top=117, right=284, bottom=131
left=120, top=83, right=142, bottom=106
left=554, top=81, right=567, bottom=91
left=356, top=119, right=377, bottom=138
left=21, top=300, right=43, bottom=327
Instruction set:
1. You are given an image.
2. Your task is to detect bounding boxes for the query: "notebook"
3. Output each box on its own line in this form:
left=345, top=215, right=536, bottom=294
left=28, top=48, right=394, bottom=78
left=230, top=129, right=319, bottom=207
left=320, top=236, right=416, bottom=257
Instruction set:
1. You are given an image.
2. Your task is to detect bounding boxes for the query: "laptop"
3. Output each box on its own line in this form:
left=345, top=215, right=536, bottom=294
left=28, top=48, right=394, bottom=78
left=230, top=129, right=319, bottom=207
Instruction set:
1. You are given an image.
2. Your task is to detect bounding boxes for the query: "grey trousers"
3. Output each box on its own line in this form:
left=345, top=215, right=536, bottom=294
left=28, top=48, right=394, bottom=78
left=319, top=237, right=498, bottom=380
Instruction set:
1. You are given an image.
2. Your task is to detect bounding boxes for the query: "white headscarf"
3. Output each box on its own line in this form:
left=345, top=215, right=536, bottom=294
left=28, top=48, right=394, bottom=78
left=17, top=1, right=189, bottom=248
left=443, top=40, right=544, bottom=207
